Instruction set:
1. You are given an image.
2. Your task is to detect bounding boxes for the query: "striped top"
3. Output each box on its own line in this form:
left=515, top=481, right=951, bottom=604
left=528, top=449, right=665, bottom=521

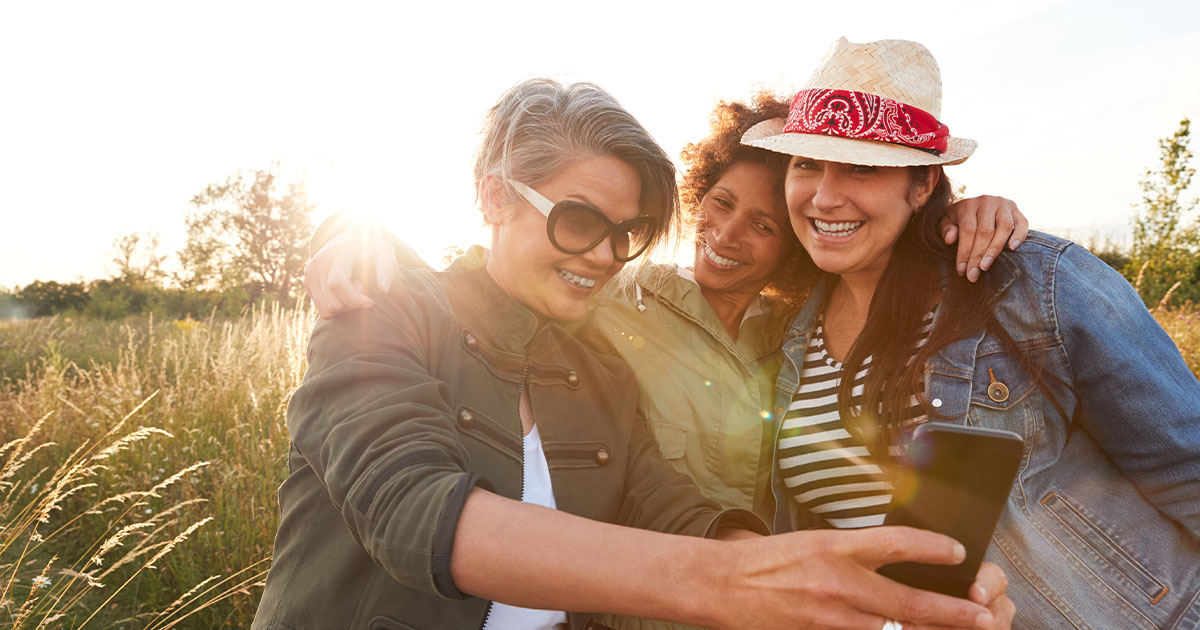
left=777, top=312, right=934, bottom=529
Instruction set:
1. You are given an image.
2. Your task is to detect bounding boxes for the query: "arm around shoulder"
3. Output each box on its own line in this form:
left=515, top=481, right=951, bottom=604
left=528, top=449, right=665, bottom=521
left=309, top=211, right=431, bottom=269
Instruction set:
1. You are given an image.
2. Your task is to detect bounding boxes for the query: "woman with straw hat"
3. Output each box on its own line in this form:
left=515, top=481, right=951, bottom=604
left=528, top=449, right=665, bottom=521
left=746, top=37, right=1200, bottom=629
left=257, top=77, right=1013, bottom=630
left=303, top=96, right=1032, bottom=630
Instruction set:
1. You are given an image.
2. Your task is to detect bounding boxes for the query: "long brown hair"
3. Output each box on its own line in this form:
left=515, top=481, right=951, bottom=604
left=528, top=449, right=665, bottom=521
left=835, top=167, right=1066, bottom=460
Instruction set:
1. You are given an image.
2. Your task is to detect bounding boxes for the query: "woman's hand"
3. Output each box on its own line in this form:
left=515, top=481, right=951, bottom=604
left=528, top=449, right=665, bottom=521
left=303, top=232, right=396, bottom=319
left=900, top=562, right=1014, bottom=630
left=940, top=195, right=1028, bottom=283
left=707, top=527, right=1000, bottom=630
left=966, top=562, right=1015, bottom=630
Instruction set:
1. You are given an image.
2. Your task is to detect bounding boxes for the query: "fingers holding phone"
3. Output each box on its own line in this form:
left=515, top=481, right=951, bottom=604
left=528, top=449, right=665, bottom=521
left=717, top=527, right=999, bottom=630
left=894, top=563, right=1014, bottom=630
left=971, top=562, right=1015, bottom=629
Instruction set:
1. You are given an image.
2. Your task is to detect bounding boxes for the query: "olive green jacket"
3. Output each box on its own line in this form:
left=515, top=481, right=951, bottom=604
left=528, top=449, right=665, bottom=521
left=252, top=251, right=765, bottom=630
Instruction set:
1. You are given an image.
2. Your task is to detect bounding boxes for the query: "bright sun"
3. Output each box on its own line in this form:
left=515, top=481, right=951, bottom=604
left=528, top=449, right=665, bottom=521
left=301, top=158, right=490, bottom=269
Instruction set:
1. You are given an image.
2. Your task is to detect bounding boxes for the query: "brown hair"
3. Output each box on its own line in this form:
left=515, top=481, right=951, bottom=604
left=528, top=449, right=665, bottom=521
left=679, top=92, right=814, bottom=309
left=838, top=167, right=1067, bottom=460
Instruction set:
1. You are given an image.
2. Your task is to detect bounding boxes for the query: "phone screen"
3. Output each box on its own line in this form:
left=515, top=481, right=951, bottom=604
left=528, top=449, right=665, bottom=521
left=877, top=423, right=1023, bottom=598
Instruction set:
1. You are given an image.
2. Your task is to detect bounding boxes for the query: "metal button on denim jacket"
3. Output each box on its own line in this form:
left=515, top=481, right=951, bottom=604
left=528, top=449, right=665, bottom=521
left=771, top=232, right=1200, bottom=629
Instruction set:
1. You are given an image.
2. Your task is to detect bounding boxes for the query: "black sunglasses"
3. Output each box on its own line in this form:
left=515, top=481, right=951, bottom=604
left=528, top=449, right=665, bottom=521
left=510, top=180, right=657, bottom=263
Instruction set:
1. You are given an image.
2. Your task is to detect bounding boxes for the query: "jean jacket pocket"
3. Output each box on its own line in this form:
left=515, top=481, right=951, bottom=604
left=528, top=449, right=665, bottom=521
left=1041, top=490, right=1169, bottom=605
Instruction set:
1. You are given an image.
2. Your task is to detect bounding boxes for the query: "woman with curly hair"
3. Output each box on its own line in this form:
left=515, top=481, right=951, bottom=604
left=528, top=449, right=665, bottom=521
left=308, top=91, right=1023, bottom=526
left=303, top=86, right=1025, bottom=630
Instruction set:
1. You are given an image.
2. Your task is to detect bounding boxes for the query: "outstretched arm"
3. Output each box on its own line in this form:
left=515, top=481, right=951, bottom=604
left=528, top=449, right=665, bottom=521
left=296, top=267, right=1005, bottom=630
left=451, top=491, right=1003, bottom=630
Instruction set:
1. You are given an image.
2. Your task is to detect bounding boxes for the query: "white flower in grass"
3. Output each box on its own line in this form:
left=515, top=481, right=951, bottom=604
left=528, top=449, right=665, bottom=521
left=32, top=576, right=51, bottom=589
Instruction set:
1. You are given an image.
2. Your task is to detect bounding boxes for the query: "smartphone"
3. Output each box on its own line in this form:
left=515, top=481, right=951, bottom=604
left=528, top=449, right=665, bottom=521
left=876, top=422, right=1023, bottom=598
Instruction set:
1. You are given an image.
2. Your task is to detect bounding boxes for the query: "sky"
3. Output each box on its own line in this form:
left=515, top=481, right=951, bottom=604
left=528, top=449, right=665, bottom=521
left=2, top=0, right=1198, bottom=288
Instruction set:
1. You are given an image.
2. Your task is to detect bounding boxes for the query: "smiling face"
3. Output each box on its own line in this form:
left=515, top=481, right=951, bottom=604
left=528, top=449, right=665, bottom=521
left=485, top=155, right=642, bottom=321
left=784, top=157, right=935, bottom=284
left=693, top=160, right=794, bottom=296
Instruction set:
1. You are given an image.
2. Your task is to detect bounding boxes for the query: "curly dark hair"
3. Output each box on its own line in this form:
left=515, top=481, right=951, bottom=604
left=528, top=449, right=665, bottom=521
left=678, top=92, right=814, bottom=309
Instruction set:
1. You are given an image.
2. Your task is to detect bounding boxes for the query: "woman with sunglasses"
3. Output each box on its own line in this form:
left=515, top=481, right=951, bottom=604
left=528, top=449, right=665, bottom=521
left=301, top=93, right=1025, bottom=629
left=254, top=78, right=1010, bottom=630
left=744, top=38, right=1200, bottom=629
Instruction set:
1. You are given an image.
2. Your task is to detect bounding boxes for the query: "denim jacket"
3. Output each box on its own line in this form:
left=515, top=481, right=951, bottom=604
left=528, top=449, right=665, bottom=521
left=770, top=232, right=1200, bottom=629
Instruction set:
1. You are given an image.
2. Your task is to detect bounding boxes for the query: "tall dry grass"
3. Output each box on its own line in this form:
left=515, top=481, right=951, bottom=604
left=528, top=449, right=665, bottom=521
left=0, top=298, right=1196, bottom=628
left=1155, top=302, right=1200, bottom=375
left=0, top=305, right=312, bottom=628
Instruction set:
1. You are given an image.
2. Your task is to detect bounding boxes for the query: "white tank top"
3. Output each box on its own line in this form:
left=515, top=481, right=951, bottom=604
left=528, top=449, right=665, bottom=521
left=480, top=424, right=568, bottom=629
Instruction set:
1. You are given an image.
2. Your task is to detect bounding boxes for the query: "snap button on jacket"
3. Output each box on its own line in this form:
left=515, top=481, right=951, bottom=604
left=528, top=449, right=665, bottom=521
left=252, top=254, right=765, bottom=630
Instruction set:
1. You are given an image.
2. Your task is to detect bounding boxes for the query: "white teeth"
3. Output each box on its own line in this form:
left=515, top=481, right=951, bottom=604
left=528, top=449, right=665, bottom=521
left=703, top=243, right=745, bottom=267
left=557, top=269, right=596, bottom=288
left=813, top=218, right=864, bottom=236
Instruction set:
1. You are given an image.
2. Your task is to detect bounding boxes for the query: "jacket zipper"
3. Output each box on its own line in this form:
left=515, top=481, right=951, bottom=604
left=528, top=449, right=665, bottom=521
left=477, top=358, right=530, bottom=630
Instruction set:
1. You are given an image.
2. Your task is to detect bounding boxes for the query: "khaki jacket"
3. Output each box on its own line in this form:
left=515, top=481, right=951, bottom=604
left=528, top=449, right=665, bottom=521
left=587, top=264, right=792, bottom=521
left=585, top=265, right=793, bottom=630
left=252, top=252, right=764, bottom=630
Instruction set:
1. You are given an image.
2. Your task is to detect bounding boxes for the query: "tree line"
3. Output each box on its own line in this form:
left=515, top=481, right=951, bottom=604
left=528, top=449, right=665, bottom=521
left=2, top=119, right=1197, bottom=320
left=1, top=168, right=314, bottom=320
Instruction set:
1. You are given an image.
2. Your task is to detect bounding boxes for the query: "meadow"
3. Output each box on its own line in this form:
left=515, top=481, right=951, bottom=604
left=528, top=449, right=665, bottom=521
left=0, top=301, right=1197, bottom=628
left=0, top=307, right=308, bottom=628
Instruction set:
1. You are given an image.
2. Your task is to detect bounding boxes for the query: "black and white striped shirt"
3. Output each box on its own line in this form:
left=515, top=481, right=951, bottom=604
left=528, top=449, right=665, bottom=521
left=777, top=313, right=934, bottom=528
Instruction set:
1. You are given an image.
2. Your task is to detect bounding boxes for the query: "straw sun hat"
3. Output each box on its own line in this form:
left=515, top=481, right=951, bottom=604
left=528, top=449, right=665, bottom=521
left=742, top=37, right=977, bottom=167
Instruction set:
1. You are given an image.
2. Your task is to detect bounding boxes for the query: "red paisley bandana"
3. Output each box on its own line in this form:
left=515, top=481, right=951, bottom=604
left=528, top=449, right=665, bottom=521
left=783, top=88, right=950, bottom=153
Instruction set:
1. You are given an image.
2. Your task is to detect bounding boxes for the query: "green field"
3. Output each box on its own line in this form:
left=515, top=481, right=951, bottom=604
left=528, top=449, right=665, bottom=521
left=0, top=302, right=1197, bottom=628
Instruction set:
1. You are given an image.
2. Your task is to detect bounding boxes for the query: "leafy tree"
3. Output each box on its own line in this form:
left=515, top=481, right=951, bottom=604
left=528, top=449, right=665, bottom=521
left=179, top=167, right=315, bottom=301
left=85, top=277, right=141, bottom=319
left=16, top=280, right=89, bottom=316
left=1124, top=118, right=1199, bottom=306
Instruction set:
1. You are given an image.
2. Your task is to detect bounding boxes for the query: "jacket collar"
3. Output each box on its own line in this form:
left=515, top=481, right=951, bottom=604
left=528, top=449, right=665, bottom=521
left=442, top=246, right=542, bottom=354
left=634, top=263, right=792, bottom=363
left=785, top=273, right=832, bottom=340
left=925, top=254, right=1025, bottom=375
